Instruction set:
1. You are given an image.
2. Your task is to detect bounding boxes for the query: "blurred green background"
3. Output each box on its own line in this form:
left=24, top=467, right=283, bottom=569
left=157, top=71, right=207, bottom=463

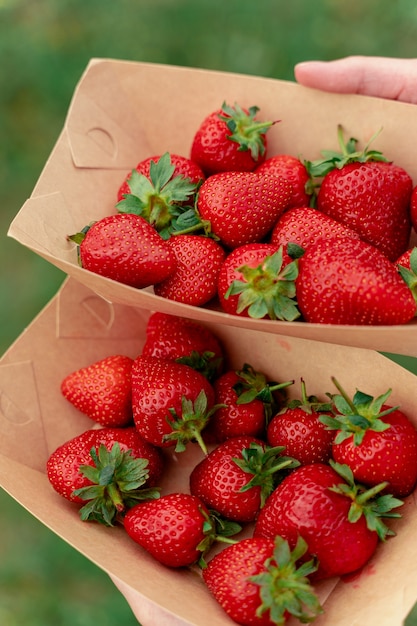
left=2, top=1, right=417, bottom=624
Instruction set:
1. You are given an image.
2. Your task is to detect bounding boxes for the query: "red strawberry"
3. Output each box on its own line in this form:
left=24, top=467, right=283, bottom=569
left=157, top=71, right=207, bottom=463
left=267, top=378, right=334, bottom=465
left=190, top=102, right=274, bottom=175
left=124, top=492, right=240, bottom=568
left=296, top=235, right=416, bottom=325
left=46, top=427, right=163, bottom=525
left=321, top=378, right=417, bottom=497
left=270, top=206, right=360, bottom=266
left=116, top=152, right=203, bottom=239
left=153, top=234, right=226, bottom=307
left=396, top=246, right=417, bottom=308
left=117, top=152, right=205, bottom=202
left=207, top=363, right=292, bottom=442
left=203, top=535, right=323, bottom=626
left=308, top=126, right=412, bottom=261
left=411, top=184, right=417, bottom=232
left=61, top=355, right=133, bottom=427
left=255, top=154, right=313, bottom=209
left=68, top=213, right=177, bottom=288
left=254, top=462, right=403, bottom=580
left=141, top=312, right=224, bottom=381
left=189, top=435, right=299, bottom=523
left=131, top=355, right=217, bottom=452
left=217, top=243, right=300, bottom=320
left=197, top=171, right=291, bottom=249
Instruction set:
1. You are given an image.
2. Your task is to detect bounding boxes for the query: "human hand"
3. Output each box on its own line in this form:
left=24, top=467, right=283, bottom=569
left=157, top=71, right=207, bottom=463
left=110, top=574, right=189, bottom=626
left=294, top=56, right=417, bottom=104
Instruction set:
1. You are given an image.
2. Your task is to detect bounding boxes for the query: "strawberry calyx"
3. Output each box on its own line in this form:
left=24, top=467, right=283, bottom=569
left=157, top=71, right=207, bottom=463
left=197, top=508, right=242, bottom=568
left=73, top=443, right=160, bottom=527
left=233, top=442, right=300, bottom=508
left=397, top=247, right=417, bottom=308
left=175, top=350, right=224, bottom=383
left=218, top=102, right=276, bottom=160
left=233, top=362, right=293, bottom=422
left=328, top=461, right=403, bottom=540
left=320, top=377, right=398, bottom=445
left=225, top=248, right=301, bottom=321
left=164, top=390, right=223, bottom=454
left=250, top=535, right=323, bottom=624
left=305, top=124, right=388, bottom=179
left=283, top=377, right=333, bottom=415
left=116, top=152, right=201, bottom=239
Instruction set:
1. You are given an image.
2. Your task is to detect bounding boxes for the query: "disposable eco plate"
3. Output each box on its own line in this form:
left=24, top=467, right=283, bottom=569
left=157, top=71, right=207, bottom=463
left=7, top=58, right=417, bottom=356
left=1, top=277, right=417, bottom=625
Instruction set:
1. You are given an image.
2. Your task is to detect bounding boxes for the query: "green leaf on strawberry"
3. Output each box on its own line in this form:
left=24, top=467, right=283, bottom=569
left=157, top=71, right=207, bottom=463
left=218, top=102, right=274, bottom=161
left=73, top=443, right=160, bottom=527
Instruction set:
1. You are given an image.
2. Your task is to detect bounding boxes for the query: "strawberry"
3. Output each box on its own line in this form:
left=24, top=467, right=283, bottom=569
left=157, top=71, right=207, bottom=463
left=266, top=378, right=334, bottom=465
left=131, top=355, right=217, bottom=452
left=296, top=235, right=416, bottom=325
left=411, top=184, right=417, bottom=232
left=61, top=354, right=133, bottom=427
left=396, top=246, right=417, bottom=308
left=141, top=312, right=224, bottom=381
left=308, top=126, right=412, bottom=261
left=217, top=243, right=300, bottom=320
left=197, top=171, right=291, bottom=249
left=124, top=492, right=240, bottom=568
left=255, top=154, right=313, bottom=209
left=190, top=102, right=274, bottom=175
left=270, top=205, right=360, bottom=266
left=189, top=435, right=299, bottom=523
left=68, top=213, right=177, bottom=288
left=116, top=152, right=203, bottom=239
left=153, top=234, right=226, bottom=307
left=116, top=152, right=205, bottom=202
left=207, top=363, right=292, bottom=442
left=203, top=535, right=323, bottom=626
left=46, top=427, right=163, bottom=526
left=321, top=378, right=417, bottom=497
left=254, top=461, right=403, bottom=580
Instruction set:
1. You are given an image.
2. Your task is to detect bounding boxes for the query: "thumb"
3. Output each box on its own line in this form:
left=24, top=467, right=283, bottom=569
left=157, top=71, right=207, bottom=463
left=294, top=56, right=417, bottom=104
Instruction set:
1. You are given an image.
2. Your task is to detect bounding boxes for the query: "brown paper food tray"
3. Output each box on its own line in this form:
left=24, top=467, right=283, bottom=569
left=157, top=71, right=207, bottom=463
left=1, top=276, right=417, bottom=625
left=7, top=58, right=417, bottom=357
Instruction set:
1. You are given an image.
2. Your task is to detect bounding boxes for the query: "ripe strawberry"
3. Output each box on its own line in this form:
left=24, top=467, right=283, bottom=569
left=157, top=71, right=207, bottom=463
left=141, top=312, right=224, bottom=381
left=308, top=126, right=412, bottom=261
left=61, top=355, right=133, bottom=427
left=189, top=435, right=299, bottom=523
left=254, top=462, right=403, bottom=580
left=217, top=243, right=300, bottom=320
left=68, top=213, right=177, bottom=289
left=411, top=184, right=417, bottom=232
left=116, top=152, right=203, bottom=239
left=270, top=206, right=360, bottom=266
left=153, top=234, right=226, bottom=307
left=255, top=154, right=313, bottom=209
left=117, top=152, right=205, bottom=202
left=131, top=355, right=217, bottom=452
left=124, top=492, right=240, bottom=568
left=267, top=378, right=334, bottom=465
left=207, top=363, right=292, bottom=442
left=396, top=246, right=417, bottom=308
left=190, top=102, right=274, bottom=175
left=203, top=535, right=323, bottom=626
left=197, top=171, right=291, bottom=249
left=296, top=235, right=416, bottom=325
left=321, top=378, right=417, bottom=497
left=46, top=427, right=164, bottom=525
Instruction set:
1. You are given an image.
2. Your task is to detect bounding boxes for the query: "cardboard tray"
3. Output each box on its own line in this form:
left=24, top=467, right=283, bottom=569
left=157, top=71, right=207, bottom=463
left=1, top=276, right=417, bottom=625
left=7, top=58, right=417, bottom=357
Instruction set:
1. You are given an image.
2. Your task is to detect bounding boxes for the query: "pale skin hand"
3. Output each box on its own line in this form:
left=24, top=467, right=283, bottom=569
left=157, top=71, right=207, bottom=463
left=294, top=56, right=417, bottom=104
left=110, top=574, right=189, bottom=626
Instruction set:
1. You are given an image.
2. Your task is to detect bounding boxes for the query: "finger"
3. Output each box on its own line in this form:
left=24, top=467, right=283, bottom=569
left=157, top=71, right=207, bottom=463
left=294, top=56, right=417, bottom=104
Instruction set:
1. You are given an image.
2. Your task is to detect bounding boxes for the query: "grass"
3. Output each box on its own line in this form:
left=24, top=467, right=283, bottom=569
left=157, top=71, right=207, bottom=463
left=2, top=1, right=417, bottom=624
